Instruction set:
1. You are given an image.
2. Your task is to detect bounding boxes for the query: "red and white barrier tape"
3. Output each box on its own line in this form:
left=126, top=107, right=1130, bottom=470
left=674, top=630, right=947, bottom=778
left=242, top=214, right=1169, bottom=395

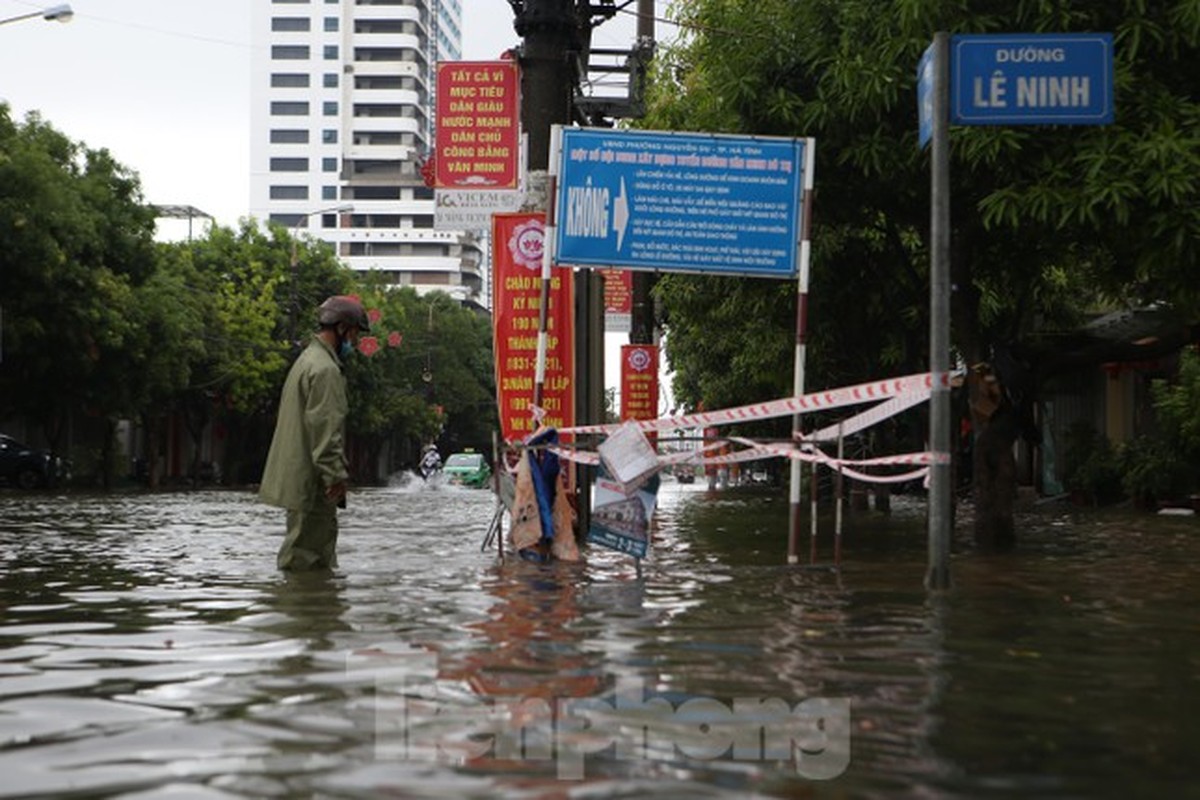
left=558, top=371, right=946, bottom=436
left=801, top=392, right=929, bottom=444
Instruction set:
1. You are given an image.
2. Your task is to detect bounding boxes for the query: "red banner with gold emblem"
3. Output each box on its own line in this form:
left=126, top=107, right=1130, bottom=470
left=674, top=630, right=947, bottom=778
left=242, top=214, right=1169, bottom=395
left=492, top=213, right=575, bottom=441
left=620, top=344, right=659, bottom=428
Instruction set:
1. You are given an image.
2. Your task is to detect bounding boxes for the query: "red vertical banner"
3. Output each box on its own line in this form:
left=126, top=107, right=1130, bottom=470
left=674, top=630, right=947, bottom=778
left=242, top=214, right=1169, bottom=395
left=435, top=61, right=520, bottom=188
left=492, top=213, right=575, bottom=441
left=620, top=344, right=659, bottom=444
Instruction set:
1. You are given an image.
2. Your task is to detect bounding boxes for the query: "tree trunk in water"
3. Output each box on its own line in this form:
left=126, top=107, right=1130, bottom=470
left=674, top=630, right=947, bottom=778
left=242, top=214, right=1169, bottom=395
left=100, top=418, right=115, bottom=491
left=969, top=370, right=1018, bottom=550
left=143, top=412, right=162, bottom=490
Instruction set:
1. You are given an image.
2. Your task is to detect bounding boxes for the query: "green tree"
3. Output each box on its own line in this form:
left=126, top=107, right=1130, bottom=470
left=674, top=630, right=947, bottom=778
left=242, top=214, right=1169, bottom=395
left=644, top=0, right=1200, bottom=546
left=0, top=106, right=158, bottom=455
left=169, top=220, right=354, bottom=484
left=345, top=283, right=497, bottom=480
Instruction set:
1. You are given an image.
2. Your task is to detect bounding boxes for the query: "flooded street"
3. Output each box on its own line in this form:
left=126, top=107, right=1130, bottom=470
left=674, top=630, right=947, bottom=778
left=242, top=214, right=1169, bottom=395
left=1, top=479, right=1198, bottom=798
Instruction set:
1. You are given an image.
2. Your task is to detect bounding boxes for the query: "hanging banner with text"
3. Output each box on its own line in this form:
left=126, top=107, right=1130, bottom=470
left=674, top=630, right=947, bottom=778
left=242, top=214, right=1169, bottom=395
left=554, top=127, right=806, bottom=278
left=434, top=61, right=520, bottom=189
left=620, top=344, right=659, bottom=425
left=492, top=213, right=575, bottom=441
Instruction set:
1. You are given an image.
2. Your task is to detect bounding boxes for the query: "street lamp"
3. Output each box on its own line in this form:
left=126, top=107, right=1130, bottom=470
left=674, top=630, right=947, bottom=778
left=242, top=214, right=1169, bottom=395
left=0, top=4, right=74, bottom=26
left=289, top=203, right=354, bottom=346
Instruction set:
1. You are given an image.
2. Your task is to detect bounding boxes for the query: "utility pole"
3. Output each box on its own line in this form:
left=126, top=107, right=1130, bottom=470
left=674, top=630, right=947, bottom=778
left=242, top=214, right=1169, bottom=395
left=514, top=0, right=577, bottom=170
left=629, top=0, right=656, bottom=347
left=513, top=0, right=591, bottom=527
left=511, top=0, right=640, bottom=534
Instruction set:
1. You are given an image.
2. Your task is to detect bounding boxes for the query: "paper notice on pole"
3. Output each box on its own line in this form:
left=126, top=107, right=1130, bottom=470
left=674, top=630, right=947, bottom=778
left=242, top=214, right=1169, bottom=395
left=598, top=420, right=660, bottom=494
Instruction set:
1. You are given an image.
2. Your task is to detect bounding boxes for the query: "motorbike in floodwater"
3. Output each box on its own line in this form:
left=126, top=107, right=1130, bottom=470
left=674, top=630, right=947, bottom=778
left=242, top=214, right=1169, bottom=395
left=418, top=448, right=443, bottom=481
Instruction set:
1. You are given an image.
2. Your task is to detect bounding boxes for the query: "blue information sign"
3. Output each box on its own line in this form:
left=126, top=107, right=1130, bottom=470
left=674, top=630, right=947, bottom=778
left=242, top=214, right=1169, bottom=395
left=951, top=33, right=1113, bottom=125
left=917, top=42, right=936, bottom=148
left=554, top=128, right=806, bottom=278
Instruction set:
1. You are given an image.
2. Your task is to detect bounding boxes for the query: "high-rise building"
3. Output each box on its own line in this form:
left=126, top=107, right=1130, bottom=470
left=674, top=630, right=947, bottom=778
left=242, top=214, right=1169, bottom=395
left=250, top=0, right=484, bottom=303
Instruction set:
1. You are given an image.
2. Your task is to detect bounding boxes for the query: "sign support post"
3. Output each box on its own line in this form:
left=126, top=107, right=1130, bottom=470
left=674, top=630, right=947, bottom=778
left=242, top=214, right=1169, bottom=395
left=788, top=140, right=816, bottom=564
left=926, top=31, right=952, bottom=591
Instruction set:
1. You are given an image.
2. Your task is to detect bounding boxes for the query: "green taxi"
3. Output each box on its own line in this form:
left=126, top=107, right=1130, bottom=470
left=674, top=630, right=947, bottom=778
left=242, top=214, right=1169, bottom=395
left=443, top=450, right=492, bottom=488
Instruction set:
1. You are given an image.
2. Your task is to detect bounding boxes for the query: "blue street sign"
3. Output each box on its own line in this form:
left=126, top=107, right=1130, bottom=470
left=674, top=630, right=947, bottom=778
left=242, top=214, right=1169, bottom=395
left=554, top=128, right=806, bottom=278
left=917, top=42, right=936, bottom=148
left=951, top=33, right=1113, bottom=125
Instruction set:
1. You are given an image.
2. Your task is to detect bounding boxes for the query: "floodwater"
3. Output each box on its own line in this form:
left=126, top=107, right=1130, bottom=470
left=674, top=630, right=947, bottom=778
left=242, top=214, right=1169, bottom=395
left=1, top=477, right=1197, bottom=799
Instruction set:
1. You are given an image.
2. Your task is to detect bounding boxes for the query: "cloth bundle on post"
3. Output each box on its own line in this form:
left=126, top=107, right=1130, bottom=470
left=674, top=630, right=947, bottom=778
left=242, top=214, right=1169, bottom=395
left=509, top=427, right=580, bottom=562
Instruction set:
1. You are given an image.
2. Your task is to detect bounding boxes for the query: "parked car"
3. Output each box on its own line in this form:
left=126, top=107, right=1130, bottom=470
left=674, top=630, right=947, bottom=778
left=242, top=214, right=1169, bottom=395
left=0, top=434, right=70, bottom=489
left=443, top=450, right=492, bottom=488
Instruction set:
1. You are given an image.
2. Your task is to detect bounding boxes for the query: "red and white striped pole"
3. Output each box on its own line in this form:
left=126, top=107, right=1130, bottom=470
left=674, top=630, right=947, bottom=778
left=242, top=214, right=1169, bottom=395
left=788, top=138, right=816, bottom=564
left=532, top=125, right=562, bottom=416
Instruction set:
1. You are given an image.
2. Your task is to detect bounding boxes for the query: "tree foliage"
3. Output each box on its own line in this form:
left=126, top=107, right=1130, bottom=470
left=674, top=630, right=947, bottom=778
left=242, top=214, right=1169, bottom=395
left=645, top=0, right=1200, bottom=415
left=2, top=105, right=497, bottom=484
left=1, top=106, right=159, bottom=447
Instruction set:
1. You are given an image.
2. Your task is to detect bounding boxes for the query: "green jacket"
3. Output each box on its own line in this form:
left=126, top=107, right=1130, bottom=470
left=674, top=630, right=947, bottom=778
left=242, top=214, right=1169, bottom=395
left=259, top=336, right=349, bottom=510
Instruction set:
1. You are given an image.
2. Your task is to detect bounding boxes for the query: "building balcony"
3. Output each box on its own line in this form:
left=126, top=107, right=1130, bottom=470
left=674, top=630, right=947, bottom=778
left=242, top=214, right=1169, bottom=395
left=347, top=117, right=424, bottom=138
left=347, top=89, right=422, bottom=107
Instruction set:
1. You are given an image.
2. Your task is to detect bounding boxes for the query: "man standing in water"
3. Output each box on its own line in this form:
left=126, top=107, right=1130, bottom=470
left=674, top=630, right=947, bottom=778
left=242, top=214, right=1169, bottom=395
left=260, top=295, right=369, bottom=570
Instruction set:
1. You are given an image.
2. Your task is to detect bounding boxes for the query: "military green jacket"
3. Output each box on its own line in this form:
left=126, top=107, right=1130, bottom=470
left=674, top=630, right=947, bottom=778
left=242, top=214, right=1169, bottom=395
left=259, top=335, right=349, bottom=510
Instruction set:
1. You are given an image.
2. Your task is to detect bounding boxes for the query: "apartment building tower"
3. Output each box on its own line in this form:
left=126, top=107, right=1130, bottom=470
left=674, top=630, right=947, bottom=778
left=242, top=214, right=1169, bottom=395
left=251, top=0, right=484, bottom=303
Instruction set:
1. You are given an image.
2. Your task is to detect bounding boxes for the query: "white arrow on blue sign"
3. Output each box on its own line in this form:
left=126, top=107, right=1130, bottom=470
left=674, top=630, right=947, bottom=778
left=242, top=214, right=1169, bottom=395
left=951, top=33, right=1114, bottom=125
left=554, top=128, right=806, bottom=278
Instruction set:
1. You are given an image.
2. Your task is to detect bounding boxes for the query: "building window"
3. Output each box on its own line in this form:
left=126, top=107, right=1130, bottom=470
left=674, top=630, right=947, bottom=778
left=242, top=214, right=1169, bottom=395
left=322, top=186, right=337, bottom=200
left=271, top=73, right=310, bottom=88
left=271, top=17, right=310, bottom=32
left=323, top=73, right=338, bottom=89
left=322, top=157, right=338, bottom=172
left=271, top=45, right=310, bottom=60
left=324, top=45, right=339, bottom=60
left=270, top=157, right=310, bottom=172
left=322, top=129, right=338, bottom=144
left=323, top=101, right=339, bottom=116
left=270, top=129, right=310, bottom=144
left=270, top=101, right=310, bottom=116
left=270, top=186, right=309, bottom=200
left=324, top=17, right=339, bottom=32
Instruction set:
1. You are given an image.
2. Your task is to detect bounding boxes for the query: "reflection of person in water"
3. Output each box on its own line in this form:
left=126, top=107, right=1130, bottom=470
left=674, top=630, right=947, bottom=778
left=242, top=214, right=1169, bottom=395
left=260, top=570, right=351, bottom=651
left=450, top=563, right=601, bottom=698
left=431, top=562, right=605, bottom=767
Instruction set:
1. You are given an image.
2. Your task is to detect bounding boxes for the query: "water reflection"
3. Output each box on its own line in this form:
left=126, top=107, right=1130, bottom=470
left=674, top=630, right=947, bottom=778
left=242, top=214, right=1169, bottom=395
left=0, top=486, right=1197, bottom=797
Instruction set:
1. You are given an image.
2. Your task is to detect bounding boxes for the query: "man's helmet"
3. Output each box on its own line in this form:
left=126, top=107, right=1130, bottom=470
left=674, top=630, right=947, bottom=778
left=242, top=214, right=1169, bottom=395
left=317, top=295, right=370, bottom=331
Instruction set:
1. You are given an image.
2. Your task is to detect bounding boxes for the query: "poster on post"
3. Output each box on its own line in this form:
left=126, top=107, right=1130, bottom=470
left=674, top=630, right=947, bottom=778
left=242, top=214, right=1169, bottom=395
left=619, top=344, right=658, bottom=422
left=588, top=472, right=659, bottom=559
left=602, top=269, right=632, bottom=333
left=492, top=212, right=575, bottom=441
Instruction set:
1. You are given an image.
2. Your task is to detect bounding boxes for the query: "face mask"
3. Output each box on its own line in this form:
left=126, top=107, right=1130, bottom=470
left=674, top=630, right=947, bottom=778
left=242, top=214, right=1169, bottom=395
left=338, top=338, right=354, bottom=360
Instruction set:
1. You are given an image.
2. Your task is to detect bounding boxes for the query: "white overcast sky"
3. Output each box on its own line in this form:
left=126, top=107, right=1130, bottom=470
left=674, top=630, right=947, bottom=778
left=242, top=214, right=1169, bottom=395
left=0, top=0, right=660, bottom=231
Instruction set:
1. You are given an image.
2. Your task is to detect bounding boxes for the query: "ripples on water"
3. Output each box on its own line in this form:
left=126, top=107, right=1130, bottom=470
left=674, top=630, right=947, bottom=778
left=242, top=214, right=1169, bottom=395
left=1, top=479, right=1197, bottom=798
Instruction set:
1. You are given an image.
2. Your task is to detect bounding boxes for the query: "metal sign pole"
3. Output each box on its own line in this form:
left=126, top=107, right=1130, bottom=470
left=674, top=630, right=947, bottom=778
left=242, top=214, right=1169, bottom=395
left=788, top=138, right=815, bottom=564
left=533, top=126, right=563, bottom=413
left=926, top=32, right=953, bottom=591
